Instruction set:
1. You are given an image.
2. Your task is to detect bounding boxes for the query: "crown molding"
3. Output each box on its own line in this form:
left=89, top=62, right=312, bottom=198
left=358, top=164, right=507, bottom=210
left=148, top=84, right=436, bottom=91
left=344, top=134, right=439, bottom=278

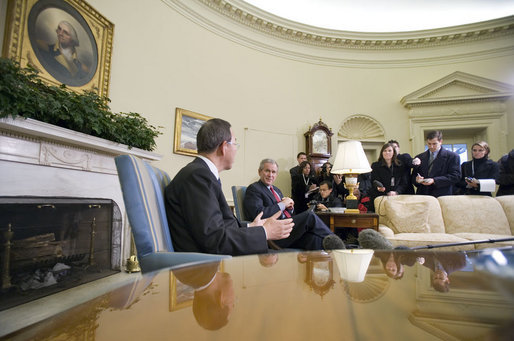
left=163, top=0, right=514, bottom=67
left=199, top=0, right=514, bottom=50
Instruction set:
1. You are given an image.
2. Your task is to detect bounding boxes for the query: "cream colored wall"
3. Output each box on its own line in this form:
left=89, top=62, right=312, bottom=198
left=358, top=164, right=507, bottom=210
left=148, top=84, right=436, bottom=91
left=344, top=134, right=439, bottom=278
left=2, top=0, right=513, bottom=200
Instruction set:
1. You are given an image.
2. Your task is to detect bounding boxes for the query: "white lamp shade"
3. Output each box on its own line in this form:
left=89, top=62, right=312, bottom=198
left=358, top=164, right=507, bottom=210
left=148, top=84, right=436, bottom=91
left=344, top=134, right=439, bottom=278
left=332, top=140, right=372, bottom=174
left=333, top=249, right=374, bottom=283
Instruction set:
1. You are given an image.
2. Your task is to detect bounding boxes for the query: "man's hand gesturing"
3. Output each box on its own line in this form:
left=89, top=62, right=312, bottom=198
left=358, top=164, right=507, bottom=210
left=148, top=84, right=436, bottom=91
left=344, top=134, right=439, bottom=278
left=262, top=210, right=294, bottom=240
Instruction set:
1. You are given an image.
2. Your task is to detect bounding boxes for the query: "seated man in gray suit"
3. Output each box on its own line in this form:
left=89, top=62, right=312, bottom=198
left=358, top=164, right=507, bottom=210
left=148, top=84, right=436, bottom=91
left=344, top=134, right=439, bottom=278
left=244, top=158, right=345, bottom=250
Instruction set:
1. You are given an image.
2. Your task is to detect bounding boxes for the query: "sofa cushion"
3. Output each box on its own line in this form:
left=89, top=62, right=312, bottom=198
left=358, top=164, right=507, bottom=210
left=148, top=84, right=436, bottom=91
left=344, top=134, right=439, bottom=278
left=495, top=195, right=514, bottom=234
left=438, top=196, right=511, bottom=236
left=375, top=195, right=445, bottom=234
left=387, top=233, right=474, bottom=251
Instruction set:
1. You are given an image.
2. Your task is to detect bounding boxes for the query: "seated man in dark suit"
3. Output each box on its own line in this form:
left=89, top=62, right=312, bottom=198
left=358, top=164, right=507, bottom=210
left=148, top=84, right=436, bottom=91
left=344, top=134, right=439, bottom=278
left=412, top=130, right=461, bottom=197
left=165, top=118, right=294, bottom=256
left=244, top=159, right=345, bottom=250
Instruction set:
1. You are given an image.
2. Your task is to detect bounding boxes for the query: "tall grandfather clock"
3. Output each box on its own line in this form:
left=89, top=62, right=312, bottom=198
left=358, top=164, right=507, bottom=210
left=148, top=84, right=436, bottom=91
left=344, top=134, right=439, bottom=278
left=304, top=119, right=333, bottom=174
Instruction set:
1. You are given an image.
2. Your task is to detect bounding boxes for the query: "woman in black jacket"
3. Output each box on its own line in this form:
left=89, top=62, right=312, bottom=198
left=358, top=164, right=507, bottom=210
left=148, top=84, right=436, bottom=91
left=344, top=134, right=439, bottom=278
left=291, top=161, right=318, bottom=214
left=456, top=141, right=499, bottom=196
left=369, top=142, right=410, bottom=211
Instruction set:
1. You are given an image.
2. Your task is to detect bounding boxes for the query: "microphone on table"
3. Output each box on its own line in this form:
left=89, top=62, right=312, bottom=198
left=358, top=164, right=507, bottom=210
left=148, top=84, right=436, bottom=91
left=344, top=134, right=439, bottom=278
left=358, top=229, right=393, bottom=250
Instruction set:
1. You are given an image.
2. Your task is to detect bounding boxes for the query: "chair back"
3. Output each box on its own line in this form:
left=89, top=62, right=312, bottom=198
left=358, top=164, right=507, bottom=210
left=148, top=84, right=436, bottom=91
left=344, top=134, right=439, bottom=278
left=115, top=155, right=174, bottom=259
left=232, top=185, right=248, bottom=222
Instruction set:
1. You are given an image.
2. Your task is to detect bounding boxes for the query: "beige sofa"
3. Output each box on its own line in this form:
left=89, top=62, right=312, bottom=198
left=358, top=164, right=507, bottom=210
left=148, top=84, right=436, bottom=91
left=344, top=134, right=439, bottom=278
left=374, top=194, right=514, bottom=251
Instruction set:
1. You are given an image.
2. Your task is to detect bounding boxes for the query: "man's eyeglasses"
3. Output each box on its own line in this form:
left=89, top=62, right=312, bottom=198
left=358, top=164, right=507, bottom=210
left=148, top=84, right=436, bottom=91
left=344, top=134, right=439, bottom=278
left=227, top=141, right=240, bottom=150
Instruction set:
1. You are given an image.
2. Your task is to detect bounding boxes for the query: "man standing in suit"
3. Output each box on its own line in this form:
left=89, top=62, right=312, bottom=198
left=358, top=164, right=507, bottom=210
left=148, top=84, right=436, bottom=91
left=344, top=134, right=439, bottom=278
left=165, top=118, right=294, bottom=256
left=289, top=152, right=308, bottom=178
left=412, top=130, right=461, bottom=197
left=244, top=159, right=345, bottom=250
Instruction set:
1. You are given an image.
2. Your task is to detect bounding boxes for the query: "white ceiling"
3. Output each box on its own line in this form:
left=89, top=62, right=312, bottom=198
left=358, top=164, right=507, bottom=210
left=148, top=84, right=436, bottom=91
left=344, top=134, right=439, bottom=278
left=243, top=0, right=514, bottom=32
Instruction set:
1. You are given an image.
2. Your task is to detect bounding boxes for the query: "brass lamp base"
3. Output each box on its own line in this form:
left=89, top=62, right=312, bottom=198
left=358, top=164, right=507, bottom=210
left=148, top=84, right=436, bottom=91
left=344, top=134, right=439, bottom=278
left=344, top=173, right=360, bottom=214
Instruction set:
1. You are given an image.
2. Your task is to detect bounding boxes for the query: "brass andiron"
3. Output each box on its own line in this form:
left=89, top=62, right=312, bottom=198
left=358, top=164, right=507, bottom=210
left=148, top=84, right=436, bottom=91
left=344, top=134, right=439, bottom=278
left=126, top=255, right=141, bottom=273
left=126, top=234, right=140, bottom=273
left=1, top=224, right=13, bottom=291
left=88, top=217, right=96, bottom=267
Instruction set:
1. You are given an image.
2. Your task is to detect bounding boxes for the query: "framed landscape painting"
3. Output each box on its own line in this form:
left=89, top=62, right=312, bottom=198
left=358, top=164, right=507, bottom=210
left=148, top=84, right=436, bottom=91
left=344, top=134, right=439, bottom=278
left=173, top=108, right=212, bottom=157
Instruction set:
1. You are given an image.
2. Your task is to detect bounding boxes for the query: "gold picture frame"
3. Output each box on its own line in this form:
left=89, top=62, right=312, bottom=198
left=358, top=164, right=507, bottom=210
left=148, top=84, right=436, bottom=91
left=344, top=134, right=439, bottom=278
left=174, top=108, right=213, bottom=157
left=169, top=262, right=224, bottom=312
left=2, top=0, right=114, bottom=97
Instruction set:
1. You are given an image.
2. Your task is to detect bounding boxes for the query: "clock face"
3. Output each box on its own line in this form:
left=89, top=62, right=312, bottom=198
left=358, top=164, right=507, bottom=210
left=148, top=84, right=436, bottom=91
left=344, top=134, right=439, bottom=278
left=313, top=130, right=328, bottom=154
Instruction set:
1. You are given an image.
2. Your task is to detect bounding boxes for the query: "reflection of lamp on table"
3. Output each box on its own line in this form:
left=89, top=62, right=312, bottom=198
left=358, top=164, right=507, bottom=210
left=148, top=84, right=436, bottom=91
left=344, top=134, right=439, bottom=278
left=333, top=249, right=374, bottom=283
left=331, top=140, right=371, bottom=214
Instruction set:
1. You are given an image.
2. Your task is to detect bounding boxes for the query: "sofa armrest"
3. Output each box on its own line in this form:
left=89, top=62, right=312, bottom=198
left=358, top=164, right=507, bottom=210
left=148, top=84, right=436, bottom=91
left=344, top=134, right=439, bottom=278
left=378, top=225, right=395, bottom=238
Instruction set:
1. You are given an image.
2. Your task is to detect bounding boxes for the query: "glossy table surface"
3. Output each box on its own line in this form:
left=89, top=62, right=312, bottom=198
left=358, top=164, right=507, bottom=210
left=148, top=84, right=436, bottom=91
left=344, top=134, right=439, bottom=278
left=4, top=248, right=514, bottom=340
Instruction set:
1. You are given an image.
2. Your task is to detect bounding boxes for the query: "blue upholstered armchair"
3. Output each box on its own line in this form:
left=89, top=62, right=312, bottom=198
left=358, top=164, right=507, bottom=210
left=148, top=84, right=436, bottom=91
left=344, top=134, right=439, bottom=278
left=231, top=185, right=248, bottom=223
left=115, top=155, right=230, bottom=273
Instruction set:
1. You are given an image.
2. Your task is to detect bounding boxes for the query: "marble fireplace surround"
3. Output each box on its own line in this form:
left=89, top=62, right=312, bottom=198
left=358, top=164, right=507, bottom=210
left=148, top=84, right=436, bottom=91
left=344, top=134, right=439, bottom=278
left=0, top=116, right=162, bottom=269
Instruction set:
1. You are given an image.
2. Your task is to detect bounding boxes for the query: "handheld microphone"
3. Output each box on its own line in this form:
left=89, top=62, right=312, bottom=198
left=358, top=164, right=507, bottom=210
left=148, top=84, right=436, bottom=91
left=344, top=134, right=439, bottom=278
left=373, top=180, right=384, bottom=188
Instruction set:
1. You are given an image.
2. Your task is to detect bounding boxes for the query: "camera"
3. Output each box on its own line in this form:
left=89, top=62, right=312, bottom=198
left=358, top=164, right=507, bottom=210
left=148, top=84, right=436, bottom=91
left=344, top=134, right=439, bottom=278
left=308, top=200, right=320, bottom=207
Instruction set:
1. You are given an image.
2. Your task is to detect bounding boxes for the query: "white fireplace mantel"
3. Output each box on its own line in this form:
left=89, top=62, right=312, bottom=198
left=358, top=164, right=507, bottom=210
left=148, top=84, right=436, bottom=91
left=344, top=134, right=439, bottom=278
left=0, top=116, right=162, bottom=268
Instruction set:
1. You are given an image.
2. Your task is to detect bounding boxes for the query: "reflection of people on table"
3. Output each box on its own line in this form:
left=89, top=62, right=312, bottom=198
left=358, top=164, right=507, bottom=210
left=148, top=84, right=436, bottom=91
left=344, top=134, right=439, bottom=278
left=36, top=21, right=90, bottom=82
left=375, top=251, right=423, bottom=280
left=419, top=251, right=468, bottom=292
left=172, top=262, right=234, bottom=330
left=258, top=253, right=279, bottom=267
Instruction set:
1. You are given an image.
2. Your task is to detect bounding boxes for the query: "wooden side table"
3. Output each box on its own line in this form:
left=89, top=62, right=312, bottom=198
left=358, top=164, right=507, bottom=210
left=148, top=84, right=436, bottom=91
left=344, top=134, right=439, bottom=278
left=316, top=211, right=379, bottom=233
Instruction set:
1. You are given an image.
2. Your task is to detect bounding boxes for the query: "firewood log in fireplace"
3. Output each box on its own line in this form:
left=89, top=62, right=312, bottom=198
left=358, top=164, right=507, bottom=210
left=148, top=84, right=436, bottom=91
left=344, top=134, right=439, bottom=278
left=11, top=233, right=63, bottom=267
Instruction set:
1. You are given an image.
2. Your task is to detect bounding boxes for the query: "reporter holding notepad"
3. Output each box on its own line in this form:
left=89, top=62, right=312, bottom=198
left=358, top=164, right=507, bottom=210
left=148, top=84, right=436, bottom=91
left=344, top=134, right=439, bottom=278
left=456, top=141, right=499, bottom=196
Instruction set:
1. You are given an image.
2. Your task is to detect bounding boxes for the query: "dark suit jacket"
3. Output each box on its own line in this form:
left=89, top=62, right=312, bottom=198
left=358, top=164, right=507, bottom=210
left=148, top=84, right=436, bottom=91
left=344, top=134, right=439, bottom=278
left=397, top=153, right=414, bottom=194
left=244, top=180, right=292, bottom=220
left=412, top=148, right=461, bottom=197
left=289, top=165, right=300, bottom=178
left=369, top=161, right=410, bottom=203
left=456, top=158, right=499, bottom=196
left=165, top=158, right=268, bottom=256
left=312, top=193, right=342, bottom=208
left=497, top=150, right=514, bottom=196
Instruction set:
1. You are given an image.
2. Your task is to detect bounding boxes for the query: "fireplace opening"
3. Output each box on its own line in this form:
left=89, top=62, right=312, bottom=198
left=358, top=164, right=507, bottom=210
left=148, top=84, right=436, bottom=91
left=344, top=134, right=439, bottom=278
left=0, top=197, right=122, bottom=311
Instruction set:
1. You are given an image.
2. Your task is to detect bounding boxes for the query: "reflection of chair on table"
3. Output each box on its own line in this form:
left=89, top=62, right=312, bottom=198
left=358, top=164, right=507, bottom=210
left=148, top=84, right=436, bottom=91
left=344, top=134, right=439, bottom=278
left=115, top=155, right=230, bottom=273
